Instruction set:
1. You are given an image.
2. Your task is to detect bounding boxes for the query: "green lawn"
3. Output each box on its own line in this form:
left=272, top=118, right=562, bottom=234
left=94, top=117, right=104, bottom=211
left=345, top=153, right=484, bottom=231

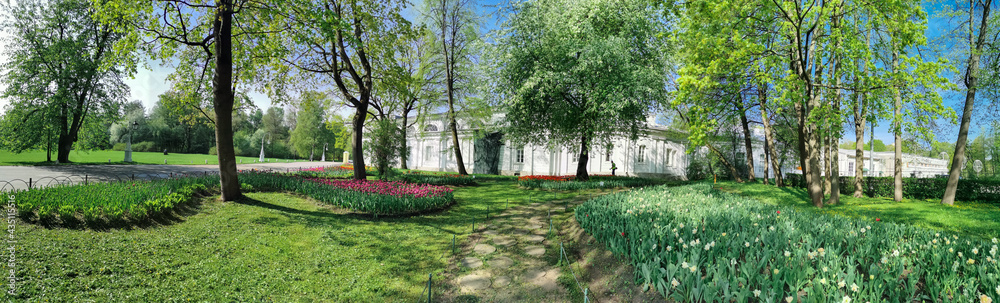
left=0, top=150, right=305, bottom=166
left=715, top=181, right=1000, bottom=239
left=10, top=181, right=608, bottom=302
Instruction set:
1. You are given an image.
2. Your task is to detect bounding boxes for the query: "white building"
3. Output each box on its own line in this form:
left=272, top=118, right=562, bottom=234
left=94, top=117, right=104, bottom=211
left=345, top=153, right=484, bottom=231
left=362, top=113, right=948, bottom=180
left=394, top=114, right=690, bottom=179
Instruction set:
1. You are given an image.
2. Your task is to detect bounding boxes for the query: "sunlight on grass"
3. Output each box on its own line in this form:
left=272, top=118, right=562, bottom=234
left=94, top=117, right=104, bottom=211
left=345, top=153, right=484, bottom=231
left=11, top=181, right=606, bottom=301
left=715, top=181, right=1000, bottom=239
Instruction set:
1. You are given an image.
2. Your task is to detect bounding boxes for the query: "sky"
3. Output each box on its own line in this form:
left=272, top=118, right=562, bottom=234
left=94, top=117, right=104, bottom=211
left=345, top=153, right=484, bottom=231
left=0, top=0, right=995, bottom=147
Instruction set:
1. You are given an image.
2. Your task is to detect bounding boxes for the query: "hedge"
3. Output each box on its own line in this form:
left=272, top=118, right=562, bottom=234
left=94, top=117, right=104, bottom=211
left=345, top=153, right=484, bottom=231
left=784, top=174, right=1000, bottom=202
left=518, top=175, right=664, bottom=190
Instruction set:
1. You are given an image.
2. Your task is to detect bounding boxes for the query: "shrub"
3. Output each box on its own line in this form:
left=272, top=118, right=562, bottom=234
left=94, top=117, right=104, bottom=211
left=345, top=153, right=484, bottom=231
left=132, top=141, right=158, bottom=152
left=291, top=166, right=355, bottom=179
left=112, top=142, right=126, bottom=151
left=784, top=174, right=1000, bottom=203
left=576, top=184, right=1000, bottom=302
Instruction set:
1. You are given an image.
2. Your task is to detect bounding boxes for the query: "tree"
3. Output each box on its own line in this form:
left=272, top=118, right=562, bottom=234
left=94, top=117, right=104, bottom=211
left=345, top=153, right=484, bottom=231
left=93, top=0, right=283, bottom=200
left=1, top=0, right=127, bottom=163
left=942, top=0, right=998, bottom=205
left=491, top=0, right=667, bottom=181
left=289, top=91, right=336, bottom=160
left=380, top=29, right=443, bottom=169
left=272, top=0, right=411, bottom=180
left=428, top=0, right=481, bottom=175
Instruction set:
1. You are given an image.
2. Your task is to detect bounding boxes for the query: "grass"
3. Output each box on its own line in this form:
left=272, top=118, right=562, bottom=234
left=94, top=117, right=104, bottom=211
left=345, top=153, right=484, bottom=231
left=0, top=150, right=305, bottom=166
left=715, top=181, right=1000, bottom=240
left=9, top=181, right=607, bottom=302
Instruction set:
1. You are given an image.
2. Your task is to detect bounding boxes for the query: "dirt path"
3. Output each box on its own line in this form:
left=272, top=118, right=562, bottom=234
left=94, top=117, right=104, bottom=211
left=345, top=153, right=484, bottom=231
left=447, top=198, right=571, bottom=302
left=439, top=189, right=664, bottom=303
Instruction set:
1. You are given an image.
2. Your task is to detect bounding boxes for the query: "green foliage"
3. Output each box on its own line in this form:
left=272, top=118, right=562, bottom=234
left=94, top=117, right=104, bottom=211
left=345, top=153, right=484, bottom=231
left=364, top=119, right=404, bottom=180
left=489, top=0, right=667, bottom=176
left=0, top=0, right=127, bottom=162
left=289, top=91, right=337, bottom=159
left=577, top=184, right=1000, bottom=302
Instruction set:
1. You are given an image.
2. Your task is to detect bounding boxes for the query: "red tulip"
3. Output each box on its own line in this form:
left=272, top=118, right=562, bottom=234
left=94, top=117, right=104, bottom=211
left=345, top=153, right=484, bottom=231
left=621, top=232, right=625, bottom=237
left=776, top=211, right=781, bottom=214
left=876, top=218, right=880, bottom=222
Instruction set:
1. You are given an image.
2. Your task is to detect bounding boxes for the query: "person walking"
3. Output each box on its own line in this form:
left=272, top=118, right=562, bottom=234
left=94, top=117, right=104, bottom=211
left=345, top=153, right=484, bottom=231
left=611, top=160, right=617, bottom=176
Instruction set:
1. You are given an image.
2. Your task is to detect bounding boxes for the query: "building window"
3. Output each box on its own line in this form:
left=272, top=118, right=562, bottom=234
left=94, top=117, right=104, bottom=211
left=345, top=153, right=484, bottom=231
left=606, top=145, right=613, bottom=162
left=638, top=145, right=646, bottom=163
left=849, top=162, right=855, bottom=175
left=424, top=124, right=438, bottom=132
left=665, top=149, right=671, bottom=165
left=425, top=146, right=433, bottom=161
left=516, top=147, right=525, bottom=163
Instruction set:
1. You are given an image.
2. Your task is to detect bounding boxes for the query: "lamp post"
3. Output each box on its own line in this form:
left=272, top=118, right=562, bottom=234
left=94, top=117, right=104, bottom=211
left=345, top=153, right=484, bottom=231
left=259, top=133, right=270, bottom=162
left=124, top=121, right=137, bottom=162
left=321, top=142, right=328, bottom=162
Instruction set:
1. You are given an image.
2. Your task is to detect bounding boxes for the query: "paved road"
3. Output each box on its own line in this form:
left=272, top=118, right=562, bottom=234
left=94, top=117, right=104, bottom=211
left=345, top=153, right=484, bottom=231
left=0, top=161, right=341, bottom=191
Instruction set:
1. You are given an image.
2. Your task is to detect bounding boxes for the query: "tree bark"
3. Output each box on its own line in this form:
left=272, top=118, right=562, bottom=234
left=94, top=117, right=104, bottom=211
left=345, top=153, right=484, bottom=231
left=400, top=114, right=409, bottom=170
left=758, top=83, right=783, bottom=186
left=824, top=131, right=832, bottom=196
left=854, top=91, right=866, bottom=197
left=440, top=0, right=468, bottom=175
left=213, top=0, right=241, bottom=201
left=737, top=98, right=756, bottom=182
left=351, top=103, right=369, bottom=180
left=576, top=134, right=590, bottom=181
left=943, top=1, right=991, bottom=205
left=892, top=49, right=903, bottom=203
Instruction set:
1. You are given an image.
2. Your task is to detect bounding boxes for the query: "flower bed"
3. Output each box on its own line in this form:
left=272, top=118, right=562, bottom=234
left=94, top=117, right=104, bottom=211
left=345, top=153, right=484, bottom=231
left=575, top=183, right=1000, bottom=302
left=292, top=166, right=355, bottom=179
left=239, top=172, right=454, bottom=215
left=518, top=175, right=662, bottom=190
left=9, top=176, right=217, bottom=224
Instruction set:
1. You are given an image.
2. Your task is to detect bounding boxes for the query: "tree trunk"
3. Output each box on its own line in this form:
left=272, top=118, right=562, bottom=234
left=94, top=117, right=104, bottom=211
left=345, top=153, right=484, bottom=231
left=943, top=1, right=991, bottom=205
left=576, top=134, right=590, bottom=181
left=763, top=139, right=770, bottom=185
left=759, top=83, right=783, bottom=186
left=824, top=131, right=832, bottom=196
left=212, top=1, right=241, bottom=201
left=854, top=92, right=866, bottom=197
left=892, top=49, right=903, bottom=203
left=400, top=114, right=409, bottom=170
left=706, top=142, right=743, bottom=183
left=796, top=101, right=809, bottom=189
left=351, top=103, right=369, bottom=180
left=737, top=99, right=756, bottom=182
left=448, top=111, right=468, bottom=175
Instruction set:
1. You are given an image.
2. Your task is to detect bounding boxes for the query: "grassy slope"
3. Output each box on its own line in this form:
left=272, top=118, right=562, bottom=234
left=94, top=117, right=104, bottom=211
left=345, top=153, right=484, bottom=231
left=11, top=182, right=602, bottom=302
left=715, top=181, right=1000, bottom=239
left=0, top=150, right=303, bottom=166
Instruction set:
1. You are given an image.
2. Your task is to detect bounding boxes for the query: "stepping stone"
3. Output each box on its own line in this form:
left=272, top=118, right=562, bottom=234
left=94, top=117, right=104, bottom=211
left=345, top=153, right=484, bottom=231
left=526, top=235, right=545, bottom=243
left=525, top=245, right=545, bottom=257
left=474, top=243, right=497, bottom=255
left=523, top=268, right=546, bottom=280
left=488, top=256, right=514, bottom=269
left=493, top=276, right=511, bottom=288
left=493, top=236, right=516, bottom=247
left=532, top=228, right=549, bottom=235
left=483, top=230, right=498, bottom=235
left=458, top=273, right=492, bottom=292
left=527, top=224, right=543, bottom=230
left=461, top=256, right=483, bottom=268
left=527, top=268, right=561, bottom=291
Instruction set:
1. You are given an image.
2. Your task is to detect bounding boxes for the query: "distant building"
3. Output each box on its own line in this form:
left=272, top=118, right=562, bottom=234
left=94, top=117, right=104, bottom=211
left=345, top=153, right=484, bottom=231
left=396, top=113, right=690, bottom=178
